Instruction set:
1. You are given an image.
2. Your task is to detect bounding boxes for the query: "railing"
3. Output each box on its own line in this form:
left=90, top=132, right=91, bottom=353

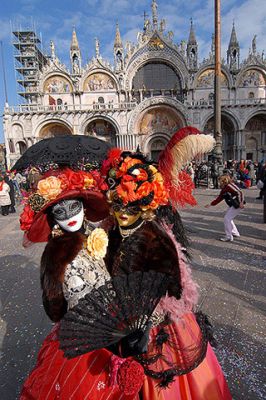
left=5, top=97, right=265, bottom=114
left=185, top=98, right=266, bottom=108
left=5, top=102, right=138, bottom=114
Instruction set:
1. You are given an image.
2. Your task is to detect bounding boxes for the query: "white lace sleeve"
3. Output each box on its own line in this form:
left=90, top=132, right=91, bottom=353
left=63, top=248, right=110, bottom=309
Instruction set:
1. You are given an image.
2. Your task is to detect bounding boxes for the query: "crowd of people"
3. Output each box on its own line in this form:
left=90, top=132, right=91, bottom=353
left=185, top=159, right=266, bottom=197
left=0, top=170, right=23, bottom=216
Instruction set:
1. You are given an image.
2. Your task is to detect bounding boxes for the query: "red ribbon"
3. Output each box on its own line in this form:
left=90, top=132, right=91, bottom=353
left=109, top=354, right=127, bottom=386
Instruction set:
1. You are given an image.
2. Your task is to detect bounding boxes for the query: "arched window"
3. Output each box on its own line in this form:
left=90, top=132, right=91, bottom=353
left=57, top=98, right=63, bottom=105
left=9, top=140, right=15, bottom=153
left=132, top=62, right=182, bottom=97
left=248, top=92, right=255, bottom=99
left=98, top=97, right=105, bottom=104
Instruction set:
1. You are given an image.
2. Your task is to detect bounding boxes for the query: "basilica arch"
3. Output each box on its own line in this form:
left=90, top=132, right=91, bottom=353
left=143, top=133, right=170, bottom=161
left=203, top=113, right=239, bottom=160
left=243, top=112, right=266, bottom=161
left=43, top=73, right=73, bottom=93
left=82, top=71, right=118, bottom=92
left=125, top=44, right=189, bottom=93
left=236, top=67, right=266, bottom=88
left=37, top=120, right=73, bottom=139
left=128, top=97, right=187, bottom=135
left=83, top=116, right=118, bottom=146
left=194, top=66, right=231, bottom=89
left=130, top=99, right=186, bottom=155
left=131, top=60, right=183, bottom=101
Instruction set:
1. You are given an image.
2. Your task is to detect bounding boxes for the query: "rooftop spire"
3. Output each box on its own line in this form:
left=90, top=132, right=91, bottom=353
left=50, top=40, right=56, bottom=60
left=114, top=22, right=123, bottom=49
left=188, top=18, right=197, bottom=44
left=229, top=22, right=239, bottom=47
left=151, top=0, right=158, bottom=30
left=70, top=27, right=80, bottom=51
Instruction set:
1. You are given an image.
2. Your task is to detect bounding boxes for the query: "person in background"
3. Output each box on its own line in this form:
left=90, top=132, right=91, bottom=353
left=246, top=161, right=256, bottom=186
left=205, top=175, right=244, bottom=242
left=10, top=170, right=22, bottom=197
left=210, top=159, right=219, bottom=189
left=256, top=161, right=266, bottom=200
left=242, top=168, right=251, bottom=188
left=0, top=175, right=11, bottom=216
left=4, top=173, right=16, bottom=213
left=186, top=162, right=195, bottom=183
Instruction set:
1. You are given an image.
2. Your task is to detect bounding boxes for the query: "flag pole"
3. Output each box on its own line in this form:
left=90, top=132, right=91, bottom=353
left=214, top=0, right=223, bottom=165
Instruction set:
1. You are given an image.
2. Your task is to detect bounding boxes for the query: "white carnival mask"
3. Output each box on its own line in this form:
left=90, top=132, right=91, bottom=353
left=51, top=199, right=84, bottom=233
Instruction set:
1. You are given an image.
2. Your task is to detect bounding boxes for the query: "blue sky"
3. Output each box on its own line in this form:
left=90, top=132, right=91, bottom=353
left=0, top=0, right=265, bottom=142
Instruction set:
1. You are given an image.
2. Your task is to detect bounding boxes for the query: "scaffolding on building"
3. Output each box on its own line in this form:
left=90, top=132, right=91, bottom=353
left=12, top=26, right=48, bottom=104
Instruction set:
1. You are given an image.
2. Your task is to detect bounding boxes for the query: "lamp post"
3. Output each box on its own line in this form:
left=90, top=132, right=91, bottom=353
left=214, top=0, right=223, bottom=165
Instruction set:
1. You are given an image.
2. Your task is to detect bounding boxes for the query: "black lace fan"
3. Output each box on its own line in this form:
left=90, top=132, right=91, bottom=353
left=59, top=271, right=170, bottom=359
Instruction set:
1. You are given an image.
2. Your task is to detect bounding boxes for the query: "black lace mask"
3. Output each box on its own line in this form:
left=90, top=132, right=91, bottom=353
left=51, top=199, right=83, bottom=221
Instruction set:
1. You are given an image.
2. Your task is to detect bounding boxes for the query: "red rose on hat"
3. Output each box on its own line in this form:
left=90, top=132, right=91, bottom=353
left=20, top=204, right=35, bottom=231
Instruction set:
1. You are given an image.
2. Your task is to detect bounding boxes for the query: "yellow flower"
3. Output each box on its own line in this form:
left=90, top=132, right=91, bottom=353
left=87, top=228, right=108, bottom=259
left=37, top=176, right=63, bottom=200
left=83, top=175, right=95, bottom=189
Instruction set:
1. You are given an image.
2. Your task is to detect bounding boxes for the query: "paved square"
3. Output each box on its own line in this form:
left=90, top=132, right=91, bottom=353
left=0, top=187, right=265, bottom=399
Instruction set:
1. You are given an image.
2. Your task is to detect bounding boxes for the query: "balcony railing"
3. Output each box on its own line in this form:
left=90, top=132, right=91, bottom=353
left=185, top=98, right=266, bottom=108
left=4, top=97, right=265, bottom=115
left=5, top=102, right=138, bottom=114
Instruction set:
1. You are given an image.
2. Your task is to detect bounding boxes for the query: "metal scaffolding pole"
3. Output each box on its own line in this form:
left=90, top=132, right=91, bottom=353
left=214, top=0, right=223, bottom=164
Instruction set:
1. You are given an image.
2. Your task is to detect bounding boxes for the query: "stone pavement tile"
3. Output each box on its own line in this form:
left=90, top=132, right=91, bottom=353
left=214, top=320, right=266, bottom=400
left=0, top=255, right=39, bottom=309
left=0, top=342, right=39, bottom=400
left=1, top=188, right=265, bottom=399
left=1, top=281, right=51, bottom=347
left=181, top=188, right=266, bottom=400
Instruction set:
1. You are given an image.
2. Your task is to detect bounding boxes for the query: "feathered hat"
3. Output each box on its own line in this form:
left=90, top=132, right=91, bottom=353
left=158, top=126, right=215, bottom=207
left=102, top=126, right=215, bottom=210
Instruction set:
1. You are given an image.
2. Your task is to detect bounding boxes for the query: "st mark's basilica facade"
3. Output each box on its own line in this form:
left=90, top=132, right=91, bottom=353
left=3, top=0, right=266, bottom=167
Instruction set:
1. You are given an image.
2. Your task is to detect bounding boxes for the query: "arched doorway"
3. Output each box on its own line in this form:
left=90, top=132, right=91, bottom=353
left=245, top=137, right=258, bottom=160
left=244, top=114, right=266, bottom=161
left=203, top=115, right=236, bottom=160
left=149, top=137, right=168, bottom=161
left=39, top=122, right=72, bottom=139
left=138, top=105, right=184, bottom=156
left=85, top=119, right=117, bottom=145
left=17, top=141, right=27, bottom=155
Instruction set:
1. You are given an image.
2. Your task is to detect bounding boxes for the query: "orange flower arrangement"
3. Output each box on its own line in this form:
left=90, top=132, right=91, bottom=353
left=104, top=149, right=170, bottom=210
left=117, top=181, right=139, bottom=204
left=116, top=157, right=141, bottom=178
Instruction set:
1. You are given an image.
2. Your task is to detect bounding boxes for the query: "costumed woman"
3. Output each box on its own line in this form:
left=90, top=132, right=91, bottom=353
left=205, top=174, right=245, bottom=242
left=103, top=127, right=232, bottom=399
left=18, top=138, right=144, bottom=400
